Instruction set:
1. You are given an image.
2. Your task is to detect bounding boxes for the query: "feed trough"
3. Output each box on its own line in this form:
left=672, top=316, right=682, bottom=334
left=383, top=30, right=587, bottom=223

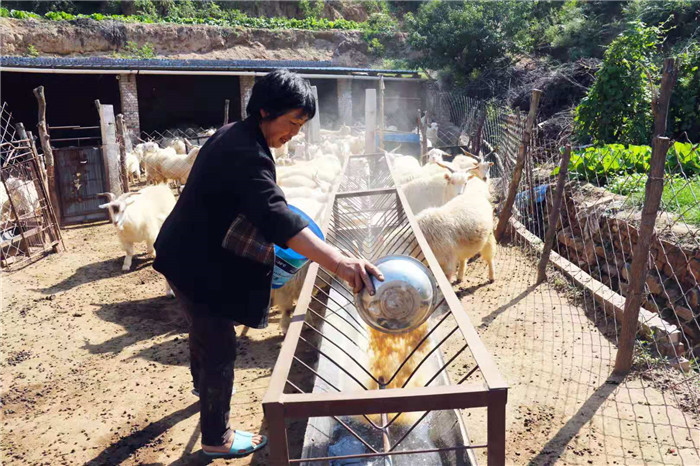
left=263, top=153, right=508, bottom=465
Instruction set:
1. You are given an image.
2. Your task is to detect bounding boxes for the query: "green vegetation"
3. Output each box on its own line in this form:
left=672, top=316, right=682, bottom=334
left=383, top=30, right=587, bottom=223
left=25, top=44, right=39, bottom=57
left=116, top=41, right=157, bottom=59
left=1, top=6, right=365, bottom=31
left=563, top=142, right=700, bottom=183
left=574, top=23, right=659, bottom=145
left=560, top=142, right=700, bottom=226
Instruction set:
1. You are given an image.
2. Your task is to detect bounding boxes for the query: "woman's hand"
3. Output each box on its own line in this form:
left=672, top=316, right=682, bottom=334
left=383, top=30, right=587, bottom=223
left=334, top=256, right=384, bottom=295
left=286, top=227, right=384, bottom=294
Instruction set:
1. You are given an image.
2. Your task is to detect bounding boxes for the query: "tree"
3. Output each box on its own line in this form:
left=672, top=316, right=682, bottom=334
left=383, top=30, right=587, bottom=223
left=575, top=22, right=661, bottom=145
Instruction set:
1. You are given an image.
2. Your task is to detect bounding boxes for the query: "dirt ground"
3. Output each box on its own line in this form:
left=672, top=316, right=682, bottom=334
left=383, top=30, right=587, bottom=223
left=1, top=223, right=699, bottom=465
left=456, top=243, right=699, bottom=465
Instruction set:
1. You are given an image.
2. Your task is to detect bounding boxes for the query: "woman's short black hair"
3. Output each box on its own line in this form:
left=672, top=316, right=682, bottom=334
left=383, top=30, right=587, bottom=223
left=246, top=69, right=316, bottom=122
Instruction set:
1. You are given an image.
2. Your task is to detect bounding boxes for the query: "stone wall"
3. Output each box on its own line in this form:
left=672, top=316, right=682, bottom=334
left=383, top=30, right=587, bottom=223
left=543, top=181, right=700, bottom=358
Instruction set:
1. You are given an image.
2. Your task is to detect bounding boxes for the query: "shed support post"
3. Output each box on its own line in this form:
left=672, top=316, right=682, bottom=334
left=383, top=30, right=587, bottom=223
left=308, top=86, right=321, bottom=144
left=239, top=76, right=255, bottom=120
left=116, top=74, right=140, bottom=142
left=337, top=78, right=353, bottom=127
left=378, top=76, right=385, bottom=151
left=365, top=89, right=377, bottom=154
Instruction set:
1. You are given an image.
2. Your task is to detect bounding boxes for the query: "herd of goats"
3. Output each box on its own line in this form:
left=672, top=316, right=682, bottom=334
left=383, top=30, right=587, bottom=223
left=3, top=123, right=497, bottom=334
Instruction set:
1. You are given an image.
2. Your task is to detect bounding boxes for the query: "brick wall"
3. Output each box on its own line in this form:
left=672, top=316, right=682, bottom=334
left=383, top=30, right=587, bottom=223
left=117, top=74, right=140, bottom=139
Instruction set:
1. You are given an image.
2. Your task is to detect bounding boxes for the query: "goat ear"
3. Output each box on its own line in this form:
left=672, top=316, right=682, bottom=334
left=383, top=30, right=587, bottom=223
left=488, top=162, right=494, bottom=167
left=97, top=202, right=111, bottom=209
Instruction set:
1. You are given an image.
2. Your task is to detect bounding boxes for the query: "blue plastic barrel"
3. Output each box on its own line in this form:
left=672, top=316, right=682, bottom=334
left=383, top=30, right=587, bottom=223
left=271, top=204, right=325, bottom=289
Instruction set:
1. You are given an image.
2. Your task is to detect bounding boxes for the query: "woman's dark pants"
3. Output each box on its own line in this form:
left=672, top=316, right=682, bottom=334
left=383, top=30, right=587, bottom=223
left=170, top=282, right=236, bottom=447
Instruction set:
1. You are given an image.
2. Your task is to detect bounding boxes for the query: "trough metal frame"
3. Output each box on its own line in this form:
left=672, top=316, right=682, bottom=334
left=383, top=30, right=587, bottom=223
left=263, top=152, right=508, bottom=465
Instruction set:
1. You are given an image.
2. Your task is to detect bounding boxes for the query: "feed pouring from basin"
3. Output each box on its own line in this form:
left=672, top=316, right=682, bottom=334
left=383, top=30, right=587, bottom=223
left=356, top=255, right=437, bottom=334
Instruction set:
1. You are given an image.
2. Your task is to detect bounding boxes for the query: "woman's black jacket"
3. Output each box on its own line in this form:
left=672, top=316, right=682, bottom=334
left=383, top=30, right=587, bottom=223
left=153, top=117, right=308, bottom=327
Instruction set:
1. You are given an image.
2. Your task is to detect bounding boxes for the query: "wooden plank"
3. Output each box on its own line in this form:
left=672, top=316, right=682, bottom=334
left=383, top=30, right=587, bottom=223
left=365, top=89, right=377, bottom=154
left=95, top=101, right=123, bottom=197
left=115, top=114, right=130, bottom=194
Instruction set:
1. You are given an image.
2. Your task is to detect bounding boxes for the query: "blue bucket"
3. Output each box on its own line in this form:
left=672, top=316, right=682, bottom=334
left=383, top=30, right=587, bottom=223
left=271, top=204, right=325, bottom=289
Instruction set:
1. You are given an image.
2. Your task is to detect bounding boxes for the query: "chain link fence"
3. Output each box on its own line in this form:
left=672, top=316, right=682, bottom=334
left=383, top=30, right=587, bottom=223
left=422, top=84, right=699, bottom=461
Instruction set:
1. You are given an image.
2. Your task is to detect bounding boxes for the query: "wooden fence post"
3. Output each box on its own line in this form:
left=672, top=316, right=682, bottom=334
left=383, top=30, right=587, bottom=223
left=223, top=99, right=230, bottom=126
left=32, top=85, right=61, bottom=225
left=365, top=88, right=377, bottom=154
left=378, top=76, right=385, bottom=152
left=614, top=58, right=677, bottom=374
left=494, top=88, right=542, bottom=242
left=115, top=114, right=130, bottom=193
left=471, top=104, right=486, bottom=155
left=613, top=136, right=670, bottom=374
left=536, top=144, right=572, bottom=283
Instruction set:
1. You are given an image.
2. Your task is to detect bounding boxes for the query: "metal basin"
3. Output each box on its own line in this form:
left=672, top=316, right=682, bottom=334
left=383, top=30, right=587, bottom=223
left=355, top=255, right=437, bottom=334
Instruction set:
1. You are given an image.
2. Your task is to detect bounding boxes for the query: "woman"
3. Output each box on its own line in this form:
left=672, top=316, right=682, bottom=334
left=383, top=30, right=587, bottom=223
left=153, top=69, right=383, bottom=459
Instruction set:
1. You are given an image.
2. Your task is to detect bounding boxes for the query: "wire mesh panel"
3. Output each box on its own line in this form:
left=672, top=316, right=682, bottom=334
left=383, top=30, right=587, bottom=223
left=0, top=102, right=62, bottom=270
left=264, top=152, right=507, bottom=465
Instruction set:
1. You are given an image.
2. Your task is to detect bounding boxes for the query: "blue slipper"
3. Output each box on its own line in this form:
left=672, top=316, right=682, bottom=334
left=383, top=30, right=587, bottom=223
left=202, top=430, right=268, bottom=458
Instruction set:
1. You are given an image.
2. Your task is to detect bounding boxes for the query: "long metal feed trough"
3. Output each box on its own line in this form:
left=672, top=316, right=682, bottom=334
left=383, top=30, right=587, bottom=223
left=263, top=153, right=508, bottom=465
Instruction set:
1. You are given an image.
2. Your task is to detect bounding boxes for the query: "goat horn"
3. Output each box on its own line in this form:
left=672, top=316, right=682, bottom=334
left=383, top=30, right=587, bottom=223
left=436, top=161, right=455, bottom=173
left=97, top=192, right=116, bottom=202
left=460, top=148, right=479, bottom=160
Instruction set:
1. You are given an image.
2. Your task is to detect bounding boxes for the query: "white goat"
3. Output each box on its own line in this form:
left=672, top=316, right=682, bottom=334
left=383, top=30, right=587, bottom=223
left=126, top=152, right=141, bottom=183
left=1, top=177, right=40, bottom=219
left=144, top=146, right=200, bottom=185
left=401, top=167, right=474, bottom=215
left=98, top=184, right=176, bottom=272
left=416, top=177, right=496, bottom=283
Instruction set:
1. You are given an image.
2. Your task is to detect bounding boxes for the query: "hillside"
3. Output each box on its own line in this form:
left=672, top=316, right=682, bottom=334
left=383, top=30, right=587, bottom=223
left=0, top=17, right=410, bottom=66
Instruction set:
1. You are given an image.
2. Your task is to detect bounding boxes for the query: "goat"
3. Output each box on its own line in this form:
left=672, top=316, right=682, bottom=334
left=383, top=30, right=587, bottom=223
left=416, top=176, right=496, bottom=283
left=98, top=184, right=176, bottom=272
left=401, top=166, right=475, bottom=214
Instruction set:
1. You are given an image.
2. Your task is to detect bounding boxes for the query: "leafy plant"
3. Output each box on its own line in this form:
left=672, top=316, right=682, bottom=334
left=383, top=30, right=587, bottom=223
left=574, top=22, right=661, bottom=145
left=120, top=41, right=156, bottom=59
left=299, top=0, right=324, bottom=19
left=26, top=44, right=39, bottom=57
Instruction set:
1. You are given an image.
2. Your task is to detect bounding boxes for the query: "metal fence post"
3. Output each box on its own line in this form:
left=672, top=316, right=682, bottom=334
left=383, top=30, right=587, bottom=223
left=536, top=144, right=572, bottom=284
left=494, top=89, right=542, bottom=242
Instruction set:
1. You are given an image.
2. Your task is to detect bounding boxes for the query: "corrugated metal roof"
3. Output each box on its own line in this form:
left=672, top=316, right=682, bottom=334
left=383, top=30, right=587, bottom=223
left=1, top=56, right=419, bottom=76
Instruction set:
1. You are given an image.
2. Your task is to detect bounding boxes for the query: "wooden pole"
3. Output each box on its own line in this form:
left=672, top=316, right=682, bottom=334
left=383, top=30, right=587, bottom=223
left=378, top=76, right=385, bottom=152
left=494, top=89, right=542, bottom=242
left=418, top=109, right=429, bottom=164
left=32, top=86, right=61, bottom=225
left=614, top=58, right=677, bottom=375
left=471, top=105, right=486, bottom=155
left=365, top=88, right=377, bottom=154
left=115, top=114, right=130, bottom=193
left=536, top=144, right=572, bottom=283
left=613, top=136, right=670, bottom=374
left=309, top=86, right=321, bottom=144
left=652, top=58, right=678, bottom=138
left=223, top=99, right=230, bottom=126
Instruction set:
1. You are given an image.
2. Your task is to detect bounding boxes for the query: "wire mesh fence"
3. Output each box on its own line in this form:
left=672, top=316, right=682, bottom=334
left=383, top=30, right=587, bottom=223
left=420, top=84, right=699, bottom=461
left=0, top=102, right=62, bottom=270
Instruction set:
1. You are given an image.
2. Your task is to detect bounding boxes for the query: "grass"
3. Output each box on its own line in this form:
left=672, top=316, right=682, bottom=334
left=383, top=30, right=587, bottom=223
left=608, top=173, right=700, bottom=227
